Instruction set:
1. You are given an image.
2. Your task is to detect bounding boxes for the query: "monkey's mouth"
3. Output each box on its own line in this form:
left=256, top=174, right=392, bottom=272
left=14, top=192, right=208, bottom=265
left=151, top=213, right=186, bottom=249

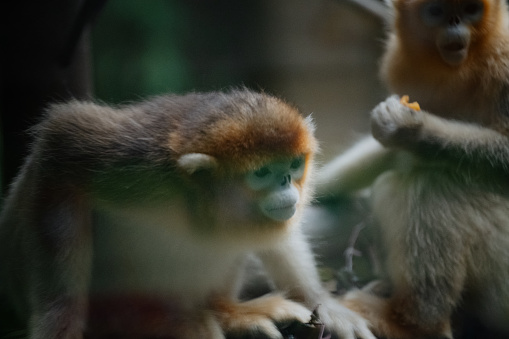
left=268, top=203, right=295, bottom=211
left=439, top=43, right=468, bottom=66
left=268, top=205, right=295, bottom=214
left=263, top=204, right=297, bottom=222
left=442, top=42, right=466, bottom=52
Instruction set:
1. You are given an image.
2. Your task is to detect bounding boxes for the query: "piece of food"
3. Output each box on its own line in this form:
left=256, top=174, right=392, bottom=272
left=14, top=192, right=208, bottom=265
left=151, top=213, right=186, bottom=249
left=400, top=95, right=421, bottom=111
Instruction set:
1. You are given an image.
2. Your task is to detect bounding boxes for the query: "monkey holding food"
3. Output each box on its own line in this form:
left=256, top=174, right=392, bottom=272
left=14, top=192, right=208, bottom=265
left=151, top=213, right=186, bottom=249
left=0, top=89, right=374, bottom=339
left=317, top=0, right=509, bottom=338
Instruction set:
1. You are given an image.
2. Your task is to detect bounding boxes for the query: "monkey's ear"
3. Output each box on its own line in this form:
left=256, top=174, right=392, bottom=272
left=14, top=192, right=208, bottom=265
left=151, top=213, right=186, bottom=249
left=177, top=153, right=218, bottom=174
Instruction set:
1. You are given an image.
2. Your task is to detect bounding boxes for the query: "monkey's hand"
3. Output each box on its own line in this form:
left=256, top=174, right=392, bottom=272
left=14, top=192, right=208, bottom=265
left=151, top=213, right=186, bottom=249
left=318, top=298, right=376, bottom=339
left=211, top=294, right=313, bottom=339
left=371, top=95, right=424, bottom=148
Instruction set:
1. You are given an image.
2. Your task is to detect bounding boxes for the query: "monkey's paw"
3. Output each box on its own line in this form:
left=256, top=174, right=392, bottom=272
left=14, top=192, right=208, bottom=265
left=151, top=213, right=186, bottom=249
left=212, top=294, right=313, bottom=339
left=371, top=95, right=423, bottom=148
left=319, top=298, right=376, bottom=339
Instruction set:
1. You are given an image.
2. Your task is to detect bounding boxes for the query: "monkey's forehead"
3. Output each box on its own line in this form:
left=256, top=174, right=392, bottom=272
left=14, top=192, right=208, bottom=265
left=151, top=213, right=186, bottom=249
left=172, top=121, right=317, bottom=173
left=168, top=91, right=318, bottom=172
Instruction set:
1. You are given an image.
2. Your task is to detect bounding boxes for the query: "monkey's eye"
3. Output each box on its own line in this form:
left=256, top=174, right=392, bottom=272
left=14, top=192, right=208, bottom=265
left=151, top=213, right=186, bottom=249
left=254, top=166, right=271, bottom=178
left=246, top=165, right=276, bottom=190
left=289, top=156, right=306, bottom=181
left=462, top=1, right=483, bottom=22
left=421, top=2, right=446, bottom=26
left=290, top=156, right=304, bottom=170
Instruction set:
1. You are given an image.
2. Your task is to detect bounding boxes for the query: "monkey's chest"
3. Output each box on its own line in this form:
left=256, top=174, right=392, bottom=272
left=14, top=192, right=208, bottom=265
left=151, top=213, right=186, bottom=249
left=89, top=204, right=245, bottom=307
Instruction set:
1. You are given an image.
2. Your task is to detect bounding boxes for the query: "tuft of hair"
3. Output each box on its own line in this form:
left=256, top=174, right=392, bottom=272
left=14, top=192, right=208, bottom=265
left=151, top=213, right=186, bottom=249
left=166, top=89, right=318, bottom=174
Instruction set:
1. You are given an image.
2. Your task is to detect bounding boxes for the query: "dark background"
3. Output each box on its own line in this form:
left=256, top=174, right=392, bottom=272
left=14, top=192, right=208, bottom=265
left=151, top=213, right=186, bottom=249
left=0, top=0, right=387, bottom=193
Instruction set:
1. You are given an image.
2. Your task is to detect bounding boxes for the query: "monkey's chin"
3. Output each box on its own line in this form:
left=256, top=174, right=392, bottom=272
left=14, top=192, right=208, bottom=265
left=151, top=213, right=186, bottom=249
left=439, top=48, right=468, bottom=67
left=263, top=205, right=297, bottom=222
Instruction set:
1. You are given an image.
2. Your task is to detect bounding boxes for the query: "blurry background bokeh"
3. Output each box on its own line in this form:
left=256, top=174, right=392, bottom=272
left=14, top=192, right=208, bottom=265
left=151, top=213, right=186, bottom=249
left=92, top=0, right=388, bottom=163
left=1, top=0, right=388, bottom=190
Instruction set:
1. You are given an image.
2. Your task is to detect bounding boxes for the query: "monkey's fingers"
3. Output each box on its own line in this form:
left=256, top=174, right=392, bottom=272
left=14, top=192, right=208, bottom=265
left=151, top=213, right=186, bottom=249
left=211, top=294, right=312, bottom=339
left=371, top=95, right=423, bottom=147
left=223, top=315, right=286, bottom=339
left=319, top=299, right=377, bottom=339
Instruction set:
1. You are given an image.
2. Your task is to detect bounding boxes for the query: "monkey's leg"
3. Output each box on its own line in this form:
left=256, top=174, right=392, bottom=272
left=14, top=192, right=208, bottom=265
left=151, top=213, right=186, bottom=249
left=210, top=294, right=312, bottom=339
left=26, top=186, right=93, bottom=339
left=345, top=170, right=467, bottom=339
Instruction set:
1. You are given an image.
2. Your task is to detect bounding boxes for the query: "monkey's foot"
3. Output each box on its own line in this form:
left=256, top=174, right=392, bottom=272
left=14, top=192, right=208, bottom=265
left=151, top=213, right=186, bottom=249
left=371, top=95, right=424, bottom=148
left=210, top=294, right=312, bottom=339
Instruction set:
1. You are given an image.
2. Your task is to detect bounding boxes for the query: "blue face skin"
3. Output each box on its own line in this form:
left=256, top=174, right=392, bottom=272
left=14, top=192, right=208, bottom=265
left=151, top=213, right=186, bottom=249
left=245, top=156, right=306, bottom=222
left=419, top=0, right=484, bottom=65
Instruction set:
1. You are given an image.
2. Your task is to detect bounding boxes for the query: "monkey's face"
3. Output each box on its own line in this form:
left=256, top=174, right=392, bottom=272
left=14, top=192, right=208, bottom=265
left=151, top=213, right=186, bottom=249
left=184, top=155, right=310, bottom=246
left=182, top=153, right=310, bottom=244
left=245, top=155, right=306, bottom=222
left=402, top=0, right=485, bottom=66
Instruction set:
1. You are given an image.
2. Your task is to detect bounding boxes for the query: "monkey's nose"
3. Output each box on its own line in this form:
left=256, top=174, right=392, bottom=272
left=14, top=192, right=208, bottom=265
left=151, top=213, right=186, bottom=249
left=448, top=16, right=460, bottom=26
left=280, top=174, right=291, bottom=186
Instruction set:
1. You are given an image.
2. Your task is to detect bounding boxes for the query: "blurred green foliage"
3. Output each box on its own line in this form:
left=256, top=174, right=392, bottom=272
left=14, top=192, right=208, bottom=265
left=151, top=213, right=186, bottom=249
left=92, top=0, right=263, bottom=103
left=92, top=0, right=193, bottom=102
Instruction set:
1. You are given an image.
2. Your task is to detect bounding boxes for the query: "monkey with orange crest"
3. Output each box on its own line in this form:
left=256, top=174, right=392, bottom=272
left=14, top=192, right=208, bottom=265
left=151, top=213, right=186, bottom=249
left=0, top=89, right=375, bottom=339
left=318, top=0, right=509, bottom=338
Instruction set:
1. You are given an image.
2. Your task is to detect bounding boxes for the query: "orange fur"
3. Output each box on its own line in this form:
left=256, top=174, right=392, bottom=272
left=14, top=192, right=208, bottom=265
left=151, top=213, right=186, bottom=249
left=166, top=91, right=318, bottom=174
left=382, top=0, right=509, bottom=125
left=210, top=294, right=312, bottom=337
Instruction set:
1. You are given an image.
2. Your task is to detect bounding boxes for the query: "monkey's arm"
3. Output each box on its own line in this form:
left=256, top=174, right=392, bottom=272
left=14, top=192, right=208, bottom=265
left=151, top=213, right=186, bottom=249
left=372, top=95, right=509, bottom=171
left=258, top=228, right=376, bottom=339
left=315, top=136, right=395, bottom=198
